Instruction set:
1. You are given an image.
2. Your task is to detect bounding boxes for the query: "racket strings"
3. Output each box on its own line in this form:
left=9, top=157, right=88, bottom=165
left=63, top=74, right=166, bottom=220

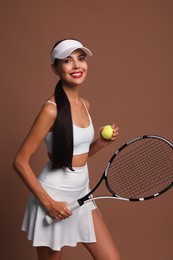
left=118, top=143, right=173, bottom=197
left=125, top=142, right=173, bottom=196
left=111, top=145, right=172, bottom=189
left=106, top=138, right=173, bottom=199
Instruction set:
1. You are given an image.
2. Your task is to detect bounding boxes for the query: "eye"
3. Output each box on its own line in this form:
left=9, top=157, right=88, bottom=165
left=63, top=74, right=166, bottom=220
left=63, top=58, right=71, bottom=63
left=79, top=55, right=86, bottom=61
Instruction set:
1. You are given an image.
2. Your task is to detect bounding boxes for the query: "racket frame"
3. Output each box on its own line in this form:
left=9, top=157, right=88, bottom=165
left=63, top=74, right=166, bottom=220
left=45, top=134, right=173, bottom=224
left=105, top=134, right=173, bottom=201
left=70, top=134, right=173, bottom=205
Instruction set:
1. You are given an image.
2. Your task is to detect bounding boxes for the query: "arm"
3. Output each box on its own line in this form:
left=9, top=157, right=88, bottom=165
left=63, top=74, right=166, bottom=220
left=89, top=123, right=119, bottom=157
left=13, top=103, right=71, bottom=219
left=82, top=99, right=119, bottom=157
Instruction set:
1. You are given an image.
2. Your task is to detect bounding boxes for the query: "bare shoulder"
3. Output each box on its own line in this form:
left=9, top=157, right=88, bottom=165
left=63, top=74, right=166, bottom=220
left=81, top=98, right=91, bottom=110
left=42, top=100, right=57, bottom=118
left=27, top=101, right=57, bottom=135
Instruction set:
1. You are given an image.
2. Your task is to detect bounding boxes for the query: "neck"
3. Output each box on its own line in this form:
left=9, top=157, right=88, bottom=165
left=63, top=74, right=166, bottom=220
left=63, top=84, right=80, bottom=103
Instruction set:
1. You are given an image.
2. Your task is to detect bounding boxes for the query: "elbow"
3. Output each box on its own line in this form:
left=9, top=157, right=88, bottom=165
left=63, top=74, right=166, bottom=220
left=13, top=155, right=21, bottom=173
left=13, top=154, right=26, bottom=174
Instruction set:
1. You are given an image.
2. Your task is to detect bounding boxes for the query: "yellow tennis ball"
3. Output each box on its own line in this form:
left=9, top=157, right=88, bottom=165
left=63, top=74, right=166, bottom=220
left=101, top=125, right=113, bottom=139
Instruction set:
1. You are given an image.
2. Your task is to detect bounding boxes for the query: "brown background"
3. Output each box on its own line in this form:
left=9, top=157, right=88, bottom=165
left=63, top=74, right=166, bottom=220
left=1, top=0, right=173, bottom=259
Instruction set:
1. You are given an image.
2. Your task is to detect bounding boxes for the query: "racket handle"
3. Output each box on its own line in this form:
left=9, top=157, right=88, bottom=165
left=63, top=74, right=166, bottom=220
left=67, top=200, right=80, bottom=211
left=45, top=215, right=54, bottom=224
left=45, top=200, right=80, bottom=224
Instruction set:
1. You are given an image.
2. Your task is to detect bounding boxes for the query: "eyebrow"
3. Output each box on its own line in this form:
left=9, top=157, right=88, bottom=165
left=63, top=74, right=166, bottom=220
left=66, top=53, right=86, bottom=59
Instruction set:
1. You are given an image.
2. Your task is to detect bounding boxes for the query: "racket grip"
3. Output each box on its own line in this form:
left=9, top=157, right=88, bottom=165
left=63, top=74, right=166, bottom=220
left=67, top=200, right=80, bottom=211
left=45, top=200, right=80, bottom=225
left=45, top=215, right=54, bottom=224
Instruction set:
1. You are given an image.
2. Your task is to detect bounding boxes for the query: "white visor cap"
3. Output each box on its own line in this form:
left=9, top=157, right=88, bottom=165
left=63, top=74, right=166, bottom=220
left=51, top=39, right=92, bottom=63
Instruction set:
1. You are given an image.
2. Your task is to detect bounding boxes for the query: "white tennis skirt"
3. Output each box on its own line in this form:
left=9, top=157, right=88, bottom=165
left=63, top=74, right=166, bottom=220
left=21, top=162, right=97, bottom=251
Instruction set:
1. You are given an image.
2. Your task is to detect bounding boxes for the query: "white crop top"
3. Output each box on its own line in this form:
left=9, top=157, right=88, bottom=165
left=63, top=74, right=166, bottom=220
left=44, top=99, right=94, bottom=155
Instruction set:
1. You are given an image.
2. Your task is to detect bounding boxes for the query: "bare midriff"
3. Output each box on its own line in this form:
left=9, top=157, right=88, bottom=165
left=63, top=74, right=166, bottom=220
left=72, top=153, right=89, bottom=167
left=48, top=152, right=89, bottom=168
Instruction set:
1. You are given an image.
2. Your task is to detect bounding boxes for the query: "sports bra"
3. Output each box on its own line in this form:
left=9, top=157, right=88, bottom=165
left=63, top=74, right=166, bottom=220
left=44, top=99, right=95, bottom=155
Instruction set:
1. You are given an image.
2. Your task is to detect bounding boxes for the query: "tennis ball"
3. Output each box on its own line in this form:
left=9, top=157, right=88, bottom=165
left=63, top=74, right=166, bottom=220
left=101, top=125, right=113, bottom=139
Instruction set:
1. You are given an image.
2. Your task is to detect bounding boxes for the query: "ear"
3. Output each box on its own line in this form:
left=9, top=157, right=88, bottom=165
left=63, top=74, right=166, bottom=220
left=51, top=64, right=59, bottom=76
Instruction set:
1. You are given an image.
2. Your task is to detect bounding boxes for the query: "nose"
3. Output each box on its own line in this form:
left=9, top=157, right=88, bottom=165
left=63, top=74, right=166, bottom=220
left=73, top=59, right=80, bottom=69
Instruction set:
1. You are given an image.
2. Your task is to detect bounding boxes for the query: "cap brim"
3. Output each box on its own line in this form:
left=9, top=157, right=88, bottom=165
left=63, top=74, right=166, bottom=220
left=57, top=47, right=92, bottom=59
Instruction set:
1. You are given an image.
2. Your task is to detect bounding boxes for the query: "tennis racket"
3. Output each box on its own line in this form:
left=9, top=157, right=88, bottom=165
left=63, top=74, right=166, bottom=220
left=45, top=135, right=173, bottom=224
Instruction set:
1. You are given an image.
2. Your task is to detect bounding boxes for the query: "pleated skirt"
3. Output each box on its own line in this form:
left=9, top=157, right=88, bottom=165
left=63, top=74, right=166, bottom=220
left=21, top=162, right=97, bottom=251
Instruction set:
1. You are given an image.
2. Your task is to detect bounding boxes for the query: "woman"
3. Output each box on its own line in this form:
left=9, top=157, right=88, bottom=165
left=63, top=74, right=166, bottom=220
left=13, top=39, right=121, bottom=260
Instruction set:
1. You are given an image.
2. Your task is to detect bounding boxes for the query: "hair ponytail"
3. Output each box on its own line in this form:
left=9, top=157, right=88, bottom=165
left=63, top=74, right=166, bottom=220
left=52, top=80, right=74, bottom=170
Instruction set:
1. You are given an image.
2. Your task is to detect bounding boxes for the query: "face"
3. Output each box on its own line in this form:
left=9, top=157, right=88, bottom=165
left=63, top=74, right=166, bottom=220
left=53, top=49, right=88, bottom=86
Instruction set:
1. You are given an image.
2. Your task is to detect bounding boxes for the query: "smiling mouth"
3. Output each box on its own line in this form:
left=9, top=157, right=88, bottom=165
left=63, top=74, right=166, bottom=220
left=70, top=72, right=83, bottom=78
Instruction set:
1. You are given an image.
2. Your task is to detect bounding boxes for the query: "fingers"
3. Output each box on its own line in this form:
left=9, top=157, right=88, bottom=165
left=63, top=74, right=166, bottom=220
left=111, top=124, right=119, bottom=140
left=99, top=123, right=119, bottom=145
left=100, top=123, right=119, bottom=141
left=54, top=203, right=72, bottom=221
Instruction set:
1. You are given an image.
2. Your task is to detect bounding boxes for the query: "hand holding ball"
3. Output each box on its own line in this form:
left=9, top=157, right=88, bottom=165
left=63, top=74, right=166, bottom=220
left=101, top=125, right=113, bottom=140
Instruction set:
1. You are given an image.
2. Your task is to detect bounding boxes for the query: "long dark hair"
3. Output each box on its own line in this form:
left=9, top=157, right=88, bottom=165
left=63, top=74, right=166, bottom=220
left=51, top=39, right=74, bottom=170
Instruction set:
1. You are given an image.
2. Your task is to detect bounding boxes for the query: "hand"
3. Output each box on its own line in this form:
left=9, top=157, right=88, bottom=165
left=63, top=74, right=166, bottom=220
left=89, top=123, right=119, bottom=157
left=47, top=201, right=72, bottom=221
left=110, top=123, right=119, bottom=141
left=99, top=123, right=119, bottom=146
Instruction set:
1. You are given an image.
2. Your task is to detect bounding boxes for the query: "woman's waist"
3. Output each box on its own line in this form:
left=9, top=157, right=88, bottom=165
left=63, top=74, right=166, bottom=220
left=47, top=153, right=88, bottom=167
left=72, top=153, right=88, bottom=167
left=38, top=161, right=89, bottom=191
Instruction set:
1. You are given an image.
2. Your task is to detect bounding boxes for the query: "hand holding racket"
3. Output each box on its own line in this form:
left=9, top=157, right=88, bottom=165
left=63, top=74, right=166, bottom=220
left=45, top=135, right=173, bottom=224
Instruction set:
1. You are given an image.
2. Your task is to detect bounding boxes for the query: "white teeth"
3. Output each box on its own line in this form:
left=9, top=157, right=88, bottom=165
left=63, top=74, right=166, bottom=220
left=72, top=73, right=81, bottom=76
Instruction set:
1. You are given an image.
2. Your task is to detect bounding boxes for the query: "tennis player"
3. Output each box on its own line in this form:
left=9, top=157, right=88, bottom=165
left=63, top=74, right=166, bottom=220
left=13, top=39, right=121, bottom=260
